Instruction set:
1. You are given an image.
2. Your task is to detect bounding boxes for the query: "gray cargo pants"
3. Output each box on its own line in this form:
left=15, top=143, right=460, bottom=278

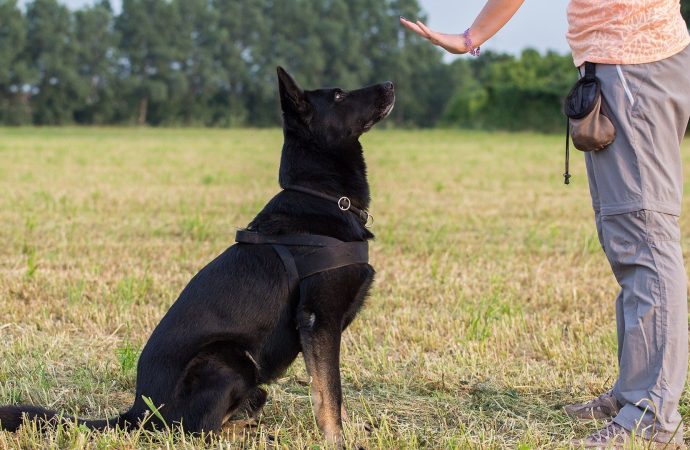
left=584, top=44, right=690, bottom=442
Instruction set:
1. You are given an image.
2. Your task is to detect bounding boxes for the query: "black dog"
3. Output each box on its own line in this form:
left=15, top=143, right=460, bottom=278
left=0, top=67, right=394, bottom=446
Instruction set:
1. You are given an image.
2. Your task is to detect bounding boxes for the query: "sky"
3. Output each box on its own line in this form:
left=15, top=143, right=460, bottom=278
left=419, top=0, right=571, bottom=56
left=56, top=0, right=571, bottom=56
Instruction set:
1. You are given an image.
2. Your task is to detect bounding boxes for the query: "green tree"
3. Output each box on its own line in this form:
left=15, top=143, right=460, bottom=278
left=442, top=49, right=577, bottom=132
left=168, top=0, right=221, bottom=125
left=25, top=0, right=84, bottom=124
left=243, top=0, right=449, bottom=127
left=247, top=0, right=324, bottom=125
left=116, top=0, right=184, bottom=125
left=369, top=0, right=450, bottom=126
left=0, top=0, right=604, bottom=130
left=0, top=0, right=32, bottom=124
left=439, top=59, right=486, bottom=126
left=681, top=0, right=689, bottom=25
left=316, top=0, right=367, bottom=88
left=73, top=0, right=118, bottom=123
left=210, top=0, right=268, bottom=126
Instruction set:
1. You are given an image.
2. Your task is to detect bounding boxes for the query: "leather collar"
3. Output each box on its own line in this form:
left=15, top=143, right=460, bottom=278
left=283, top=184, right=373, bottom=227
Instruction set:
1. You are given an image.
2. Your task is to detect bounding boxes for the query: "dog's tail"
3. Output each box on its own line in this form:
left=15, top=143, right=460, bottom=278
left=0, top=404, right=130, bottom=432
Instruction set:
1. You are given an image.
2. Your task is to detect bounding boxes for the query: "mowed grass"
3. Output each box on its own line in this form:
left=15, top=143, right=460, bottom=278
left=0, top=127, right=689, bottom=449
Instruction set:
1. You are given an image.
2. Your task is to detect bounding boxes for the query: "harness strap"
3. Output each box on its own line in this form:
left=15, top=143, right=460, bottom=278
left=293, top=242, right=369, bottom=279
left=236, top=230, right=344, bottom=247
left=271, top=244, right=300, bottom=296
left=235, top=230, right=369, bottom=287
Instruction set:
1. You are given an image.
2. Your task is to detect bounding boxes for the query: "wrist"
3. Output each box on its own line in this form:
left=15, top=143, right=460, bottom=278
left=463, top=28, right=481, bottom=56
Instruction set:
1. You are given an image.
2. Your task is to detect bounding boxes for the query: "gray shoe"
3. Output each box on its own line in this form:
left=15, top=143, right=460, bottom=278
left=571, top=421, right=687, bottom=449
left=564, top=390, right=622, bottom=421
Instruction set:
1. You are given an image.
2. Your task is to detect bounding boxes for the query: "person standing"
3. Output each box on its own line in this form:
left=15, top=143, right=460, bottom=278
left=401, top=1, right=690, bottom=448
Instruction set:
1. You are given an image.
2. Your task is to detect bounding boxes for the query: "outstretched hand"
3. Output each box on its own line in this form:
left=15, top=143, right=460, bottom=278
left=399, top=17, right=469, bottom=54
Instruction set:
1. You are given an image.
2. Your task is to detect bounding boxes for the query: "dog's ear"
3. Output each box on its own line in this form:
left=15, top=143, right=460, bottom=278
left=277, top=67, right=309, bottom=114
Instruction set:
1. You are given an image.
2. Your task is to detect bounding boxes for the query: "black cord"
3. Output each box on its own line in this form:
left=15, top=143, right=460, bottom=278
left=564, top=117, right=571, bottom=185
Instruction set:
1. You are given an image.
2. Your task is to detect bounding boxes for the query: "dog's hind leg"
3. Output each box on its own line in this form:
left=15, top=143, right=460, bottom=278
left=239, top=387, right=268, bottom=419
left=173, top=354, right=255, bottom=434
left=224, top=386, right=267, bottom=424
left=221, top=386, right=267, bottom=434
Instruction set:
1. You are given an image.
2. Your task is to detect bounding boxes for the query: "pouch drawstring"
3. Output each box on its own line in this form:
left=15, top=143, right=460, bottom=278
left=564, top=117, right=571, bottom=185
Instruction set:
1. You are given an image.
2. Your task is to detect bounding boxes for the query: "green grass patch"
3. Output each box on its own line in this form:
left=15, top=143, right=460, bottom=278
left=1, top=127, right=689, bottom=448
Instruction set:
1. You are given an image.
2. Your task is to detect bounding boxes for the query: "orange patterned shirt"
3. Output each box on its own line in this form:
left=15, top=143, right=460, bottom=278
left=567, top=0, right=690, bottom=66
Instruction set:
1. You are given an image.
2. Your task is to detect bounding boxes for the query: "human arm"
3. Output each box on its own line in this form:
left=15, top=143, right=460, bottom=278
left=399, top=0, right=526, bottom=54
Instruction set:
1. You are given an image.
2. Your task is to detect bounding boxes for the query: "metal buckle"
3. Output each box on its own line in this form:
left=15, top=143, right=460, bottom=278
left=338, top=196, right=351, bottom=211
left=364, top=212, right=374, bottom=228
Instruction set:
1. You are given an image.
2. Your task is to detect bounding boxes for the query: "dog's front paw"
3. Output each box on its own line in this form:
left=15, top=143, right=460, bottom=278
left=323, top=427, right=344, bottom=449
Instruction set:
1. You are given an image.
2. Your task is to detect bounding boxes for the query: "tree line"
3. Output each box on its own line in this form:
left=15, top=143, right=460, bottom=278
left=1, top=0, right=688, bottom=131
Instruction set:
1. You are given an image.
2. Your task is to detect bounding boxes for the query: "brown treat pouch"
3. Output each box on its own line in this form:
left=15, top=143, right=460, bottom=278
left=564, top=62, right=616, bottom=152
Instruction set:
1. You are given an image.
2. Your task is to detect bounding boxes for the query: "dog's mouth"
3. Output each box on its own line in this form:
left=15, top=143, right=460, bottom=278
left=379, top=99, right=395, bottom=120
left=362, top=96, right=396, bottom=133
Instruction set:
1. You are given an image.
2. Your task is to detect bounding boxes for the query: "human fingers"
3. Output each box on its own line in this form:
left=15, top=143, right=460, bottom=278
left=416, top=21, right=468, bottom=54
left=399, top=17, right=430, bottom=38
left=415, top=20, right=439, bottom=41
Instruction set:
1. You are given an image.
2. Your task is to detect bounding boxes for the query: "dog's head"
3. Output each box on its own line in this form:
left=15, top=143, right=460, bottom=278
left=277, top=67, right=395, bottom=147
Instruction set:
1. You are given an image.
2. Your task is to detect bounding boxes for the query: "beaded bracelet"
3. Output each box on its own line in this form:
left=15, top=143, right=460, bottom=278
left=463, top=28, right=481, bottom=56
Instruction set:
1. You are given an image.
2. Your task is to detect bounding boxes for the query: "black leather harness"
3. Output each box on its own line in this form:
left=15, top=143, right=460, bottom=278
left=235, top=185, right=372, bottom=295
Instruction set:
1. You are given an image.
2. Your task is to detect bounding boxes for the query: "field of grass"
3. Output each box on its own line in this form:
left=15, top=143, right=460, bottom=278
left=0, top=127, right=689, bottom=449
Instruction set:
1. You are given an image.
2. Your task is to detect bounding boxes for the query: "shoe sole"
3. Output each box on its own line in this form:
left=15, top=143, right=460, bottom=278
left=563, top=406, right=616, bottom=422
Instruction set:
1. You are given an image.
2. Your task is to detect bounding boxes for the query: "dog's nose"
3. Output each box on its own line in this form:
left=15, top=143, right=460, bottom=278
left=382, top=81, right=394, bottom=91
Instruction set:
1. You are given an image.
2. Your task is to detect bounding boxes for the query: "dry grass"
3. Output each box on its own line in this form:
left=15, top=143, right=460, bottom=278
left=0, top=127, right=688, bottom=449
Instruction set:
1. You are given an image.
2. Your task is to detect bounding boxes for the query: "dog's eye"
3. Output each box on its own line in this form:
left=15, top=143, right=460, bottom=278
left=334, top=90, right=347, bottom=102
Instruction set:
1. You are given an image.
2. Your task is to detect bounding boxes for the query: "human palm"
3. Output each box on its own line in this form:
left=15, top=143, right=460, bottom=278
left=399, top=17, right=469, bottom=54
